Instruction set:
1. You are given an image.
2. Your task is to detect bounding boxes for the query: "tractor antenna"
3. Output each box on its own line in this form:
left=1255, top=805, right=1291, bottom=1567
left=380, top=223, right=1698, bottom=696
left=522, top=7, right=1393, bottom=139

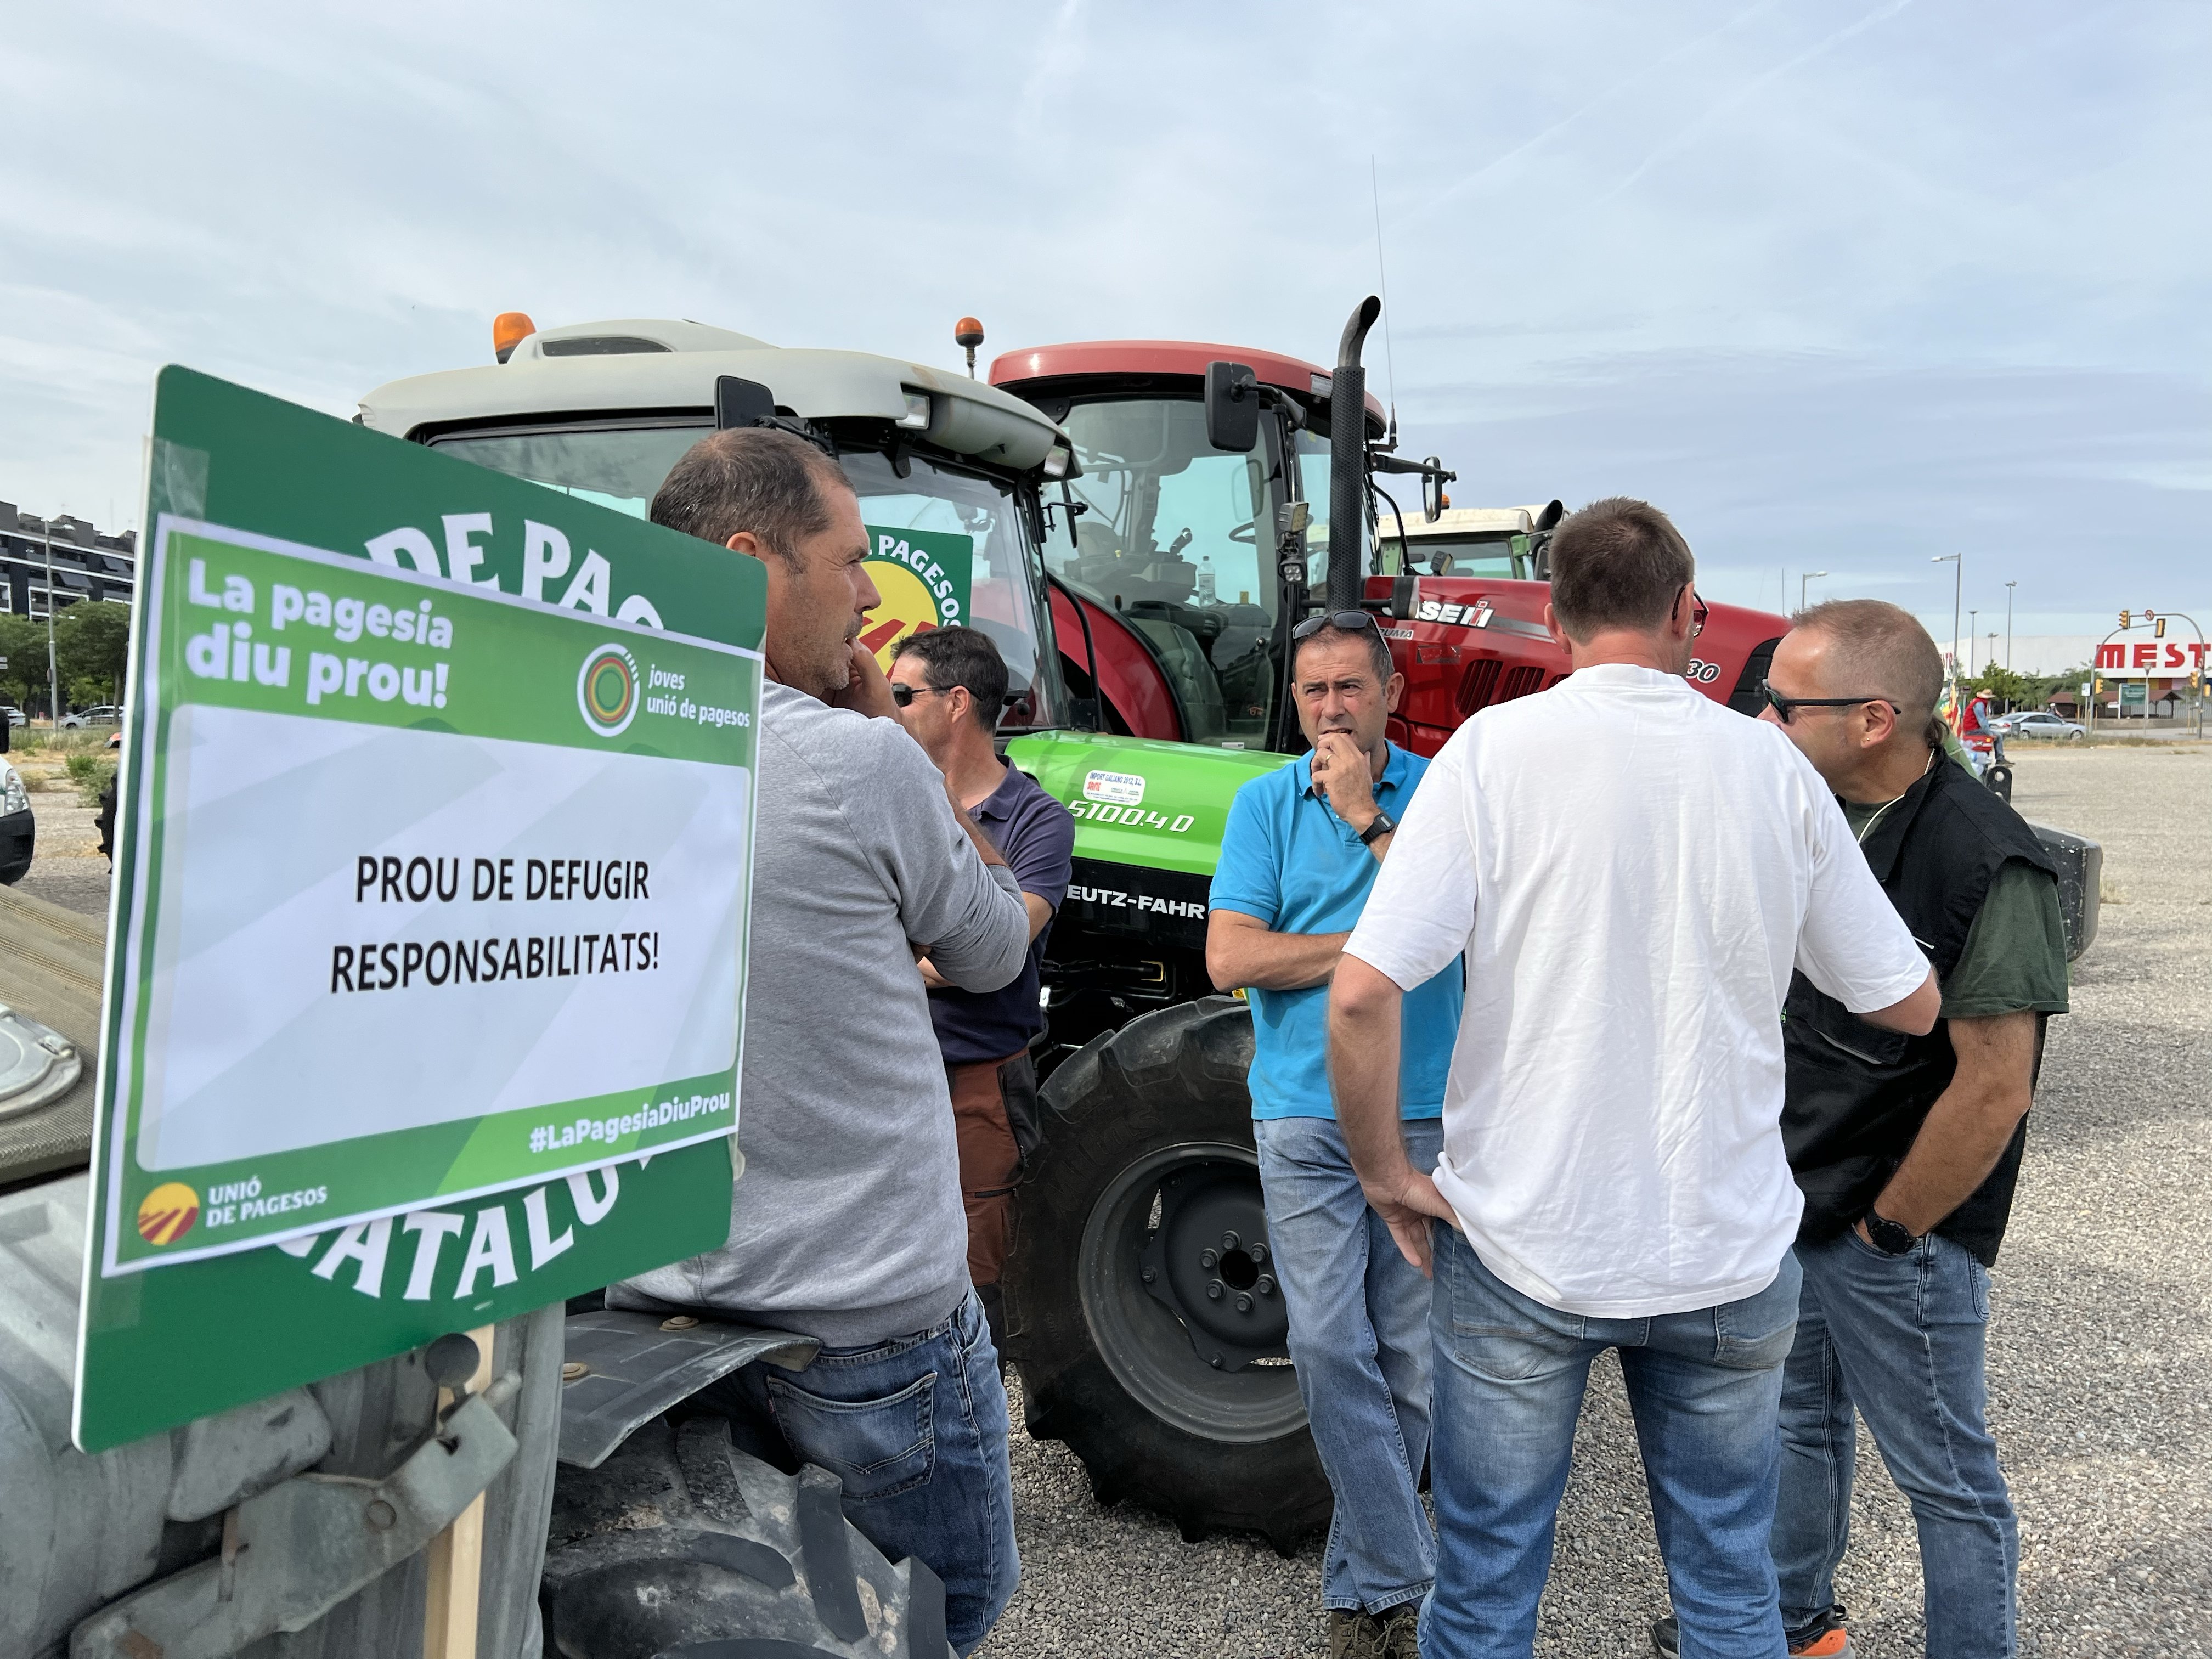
left=1371, top=156, right=1398, bottom=449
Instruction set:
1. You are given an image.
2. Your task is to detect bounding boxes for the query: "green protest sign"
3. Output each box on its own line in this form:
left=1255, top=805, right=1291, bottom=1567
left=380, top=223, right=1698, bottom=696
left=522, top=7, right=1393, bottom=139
left=858, top=523, right=973, bottom=670
left=76, top=368, right=764, bottom=1451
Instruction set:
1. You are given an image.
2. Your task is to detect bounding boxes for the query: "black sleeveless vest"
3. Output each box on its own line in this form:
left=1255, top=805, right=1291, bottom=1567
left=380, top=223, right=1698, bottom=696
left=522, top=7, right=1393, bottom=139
left=1781, top=755, right=2056, bottom=1267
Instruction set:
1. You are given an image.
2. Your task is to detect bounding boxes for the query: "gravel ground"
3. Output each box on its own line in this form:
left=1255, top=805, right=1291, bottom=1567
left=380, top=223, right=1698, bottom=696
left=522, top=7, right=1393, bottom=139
left=980, top=742, right=2211, bottom=1659
left=9, top=737, right=2200, bottom=1652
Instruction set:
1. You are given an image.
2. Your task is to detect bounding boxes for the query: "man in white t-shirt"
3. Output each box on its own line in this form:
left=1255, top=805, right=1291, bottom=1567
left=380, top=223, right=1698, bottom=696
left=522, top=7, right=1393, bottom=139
left=1327, top=498, right=1938, bottom=1659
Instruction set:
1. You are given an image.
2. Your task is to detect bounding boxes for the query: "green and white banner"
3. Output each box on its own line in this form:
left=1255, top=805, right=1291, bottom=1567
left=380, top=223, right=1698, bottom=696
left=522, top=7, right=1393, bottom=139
left=78, top=367, right=765, bottom=1450
left=106, top=523, right=757, bottom=1273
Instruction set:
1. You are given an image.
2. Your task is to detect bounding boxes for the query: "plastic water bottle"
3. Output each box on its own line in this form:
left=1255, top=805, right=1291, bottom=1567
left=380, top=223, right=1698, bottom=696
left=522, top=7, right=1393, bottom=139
left=1195, top=555, right=1217, bottom=605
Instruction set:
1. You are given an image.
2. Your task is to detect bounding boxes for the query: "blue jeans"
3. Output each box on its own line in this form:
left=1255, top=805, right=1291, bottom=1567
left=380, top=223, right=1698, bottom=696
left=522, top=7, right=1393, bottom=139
left=705, top=1289, right=1018, bottom=1654
left=1774, top=1229, right=2016, bottom=1656
left=1255, top=1114, right=1443, bottom=1614
left=1425, top=1227, right=1802, bottom=1659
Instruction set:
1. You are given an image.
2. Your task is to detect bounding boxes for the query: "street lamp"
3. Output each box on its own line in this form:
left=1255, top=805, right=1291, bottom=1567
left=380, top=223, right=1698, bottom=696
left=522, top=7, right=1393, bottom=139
left=1801, top=570, right=1827, bottom=611
left=1968, top=610, right=1978, bottom=679
left=2005, top=580, right=2016, bottom=672
left=29, top=517, right=61, bottom=731
left=1932, top=553, right=1962, bottom=714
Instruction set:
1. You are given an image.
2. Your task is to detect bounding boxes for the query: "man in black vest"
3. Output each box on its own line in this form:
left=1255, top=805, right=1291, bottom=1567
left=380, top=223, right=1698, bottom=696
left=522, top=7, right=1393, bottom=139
left=1657, top=599, right=2066, bottom=1659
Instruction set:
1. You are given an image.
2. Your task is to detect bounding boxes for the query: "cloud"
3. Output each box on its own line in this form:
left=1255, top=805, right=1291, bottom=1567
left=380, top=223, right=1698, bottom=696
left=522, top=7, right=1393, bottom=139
left=0, top=0, right=2202, bottom=633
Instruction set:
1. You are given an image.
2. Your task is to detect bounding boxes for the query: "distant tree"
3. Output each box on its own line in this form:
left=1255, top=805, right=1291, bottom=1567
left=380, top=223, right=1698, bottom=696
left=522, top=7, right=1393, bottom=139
left=53, top=601, right=134, bottom=709
left=0, top=613, right=44, bottom=712
left=1970, top=664, right=2037, bottom=709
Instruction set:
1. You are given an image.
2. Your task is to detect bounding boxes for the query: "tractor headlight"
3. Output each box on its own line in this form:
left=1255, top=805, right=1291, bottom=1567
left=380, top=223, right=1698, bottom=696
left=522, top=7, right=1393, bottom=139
left=1, top=766, right=27, bottom=817
left=897, top=391, right=932, bottom=431
left=1042, top=443, right=1073, bottom=481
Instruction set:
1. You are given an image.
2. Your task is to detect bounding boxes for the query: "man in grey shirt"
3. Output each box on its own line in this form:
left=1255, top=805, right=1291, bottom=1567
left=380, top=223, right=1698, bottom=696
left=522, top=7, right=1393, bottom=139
left=613, top=427, right=1031, bottom=1652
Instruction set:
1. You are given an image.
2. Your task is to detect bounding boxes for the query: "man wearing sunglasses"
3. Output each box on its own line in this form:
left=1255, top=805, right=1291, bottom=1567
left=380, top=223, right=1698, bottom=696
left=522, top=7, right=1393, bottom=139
left=1328, top=498, right=1939, bottom=1659
left=1654, top=600, right=2064, bottom=1659
left=890, top=625, right=1074, bottom=1354
left=1206, top=609, right=1463, bottom=1659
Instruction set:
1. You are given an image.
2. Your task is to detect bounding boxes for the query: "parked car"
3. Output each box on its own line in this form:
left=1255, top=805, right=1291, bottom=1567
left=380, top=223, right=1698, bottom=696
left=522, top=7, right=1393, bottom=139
left=59, top=705, right=122, bottom=730
left=1996, top=710, right=2086, bottom=741
left=1, top=707, right=25, bottom=729
left=1, top=764, right=32, bottom=884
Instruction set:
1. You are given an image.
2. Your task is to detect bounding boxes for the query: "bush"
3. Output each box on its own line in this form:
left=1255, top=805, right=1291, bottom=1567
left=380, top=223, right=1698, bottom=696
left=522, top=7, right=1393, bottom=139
left=67, top=753, right=116, bottom=806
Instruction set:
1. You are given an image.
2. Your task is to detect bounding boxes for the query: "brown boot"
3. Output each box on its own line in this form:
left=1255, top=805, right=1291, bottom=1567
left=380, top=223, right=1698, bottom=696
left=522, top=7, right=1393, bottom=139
left=1328, top=1609, right=1391, bottom=1659
left=1379, top=1602, right=1422, bottom=1658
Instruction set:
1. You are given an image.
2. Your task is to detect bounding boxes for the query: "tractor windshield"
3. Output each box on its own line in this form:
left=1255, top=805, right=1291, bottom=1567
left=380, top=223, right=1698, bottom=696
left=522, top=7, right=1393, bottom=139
left=425, top=421, right=1064, bottom=731
left=838, top=449, right=1062, bottom=730
left=1049, top=398, right=1285, bottom=749
left=1374, top=529, right=1531, bottom=580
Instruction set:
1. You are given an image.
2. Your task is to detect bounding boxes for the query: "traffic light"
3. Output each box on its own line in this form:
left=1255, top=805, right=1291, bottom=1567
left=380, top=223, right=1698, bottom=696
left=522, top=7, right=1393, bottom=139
left=2155, top=617, right=2167, bottom=638
left=2092, top=675, right=2104, bottom=698
left=2119, top=610, right=2131, bottom=628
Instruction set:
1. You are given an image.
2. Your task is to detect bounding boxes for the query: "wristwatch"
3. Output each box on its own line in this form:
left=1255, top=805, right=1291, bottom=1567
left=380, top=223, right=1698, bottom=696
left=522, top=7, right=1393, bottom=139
left=1862, top=1210, right=1918, bottom=1256
left=1358, top=811, right=1396, bottom=846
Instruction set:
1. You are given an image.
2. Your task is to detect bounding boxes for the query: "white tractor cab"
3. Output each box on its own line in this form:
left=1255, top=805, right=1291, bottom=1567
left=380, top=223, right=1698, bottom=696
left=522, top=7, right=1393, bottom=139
left=1373, top=500, right=1565, bottom=581
left=0, top=325, right=1074, bottom=1659
left=354, top=317, right=1090, bottom=1655
left=357, top=315, right=1080, bottom=732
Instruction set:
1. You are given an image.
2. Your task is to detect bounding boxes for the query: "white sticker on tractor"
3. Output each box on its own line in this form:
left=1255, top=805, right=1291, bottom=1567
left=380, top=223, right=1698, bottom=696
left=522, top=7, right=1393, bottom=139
left=1082, top=769, right=1146, bottom=806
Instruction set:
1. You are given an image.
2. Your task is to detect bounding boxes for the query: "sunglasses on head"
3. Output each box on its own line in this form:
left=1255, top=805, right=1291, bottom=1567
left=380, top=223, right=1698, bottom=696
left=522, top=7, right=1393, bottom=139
left=1290, top=609, right=1383, bottom=642
left=1760, top=680, right=1898, bottom=724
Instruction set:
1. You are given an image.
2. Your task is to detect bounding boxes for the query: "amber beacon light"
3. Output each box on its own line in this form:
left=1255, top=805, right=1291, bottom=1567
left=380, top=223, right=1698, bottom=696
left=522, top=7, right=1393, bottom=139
left=955, top=316, right=985, bottom=378
left=493, top=311, right=538, bottom=363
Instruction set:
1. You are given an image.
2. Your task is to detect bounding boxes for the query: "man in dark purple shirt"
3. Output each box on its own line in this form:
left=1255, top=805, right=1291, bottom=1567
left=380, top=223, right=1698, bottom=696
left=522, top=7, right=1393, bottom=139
left=891, top=627, right=1074, bottom=1343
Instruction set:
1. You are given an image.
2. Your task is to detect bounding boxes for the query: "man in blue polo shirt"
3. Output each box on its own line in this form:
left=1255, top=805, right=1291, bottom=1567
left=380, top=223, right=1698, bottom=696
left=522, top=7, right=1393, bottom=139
left=1207, top=612, right=1462, bottom=1659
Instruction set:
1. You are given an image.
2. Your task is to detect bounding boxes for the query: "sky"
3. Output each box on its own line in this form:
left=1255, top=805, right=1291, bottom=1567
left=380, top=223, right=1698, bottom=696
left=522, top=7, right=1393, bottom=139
left=3, top=1, right=2206, bottom=641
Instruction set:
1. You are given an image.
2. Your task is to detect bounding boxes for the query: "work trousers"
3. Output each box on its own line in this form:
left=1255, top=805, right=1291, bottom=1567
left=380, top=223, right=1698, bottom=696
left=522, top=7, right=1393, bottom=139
left=1424, top=1229, right=1802, bottom=1659
left=1255, top=1114, right=1443, bottom=1615
left=706, top=1288, right=1019, bottom=1655
left=1773, top=1228, right=2016, bottom=1656
left=946, top=1048, right=1037, bottom=1347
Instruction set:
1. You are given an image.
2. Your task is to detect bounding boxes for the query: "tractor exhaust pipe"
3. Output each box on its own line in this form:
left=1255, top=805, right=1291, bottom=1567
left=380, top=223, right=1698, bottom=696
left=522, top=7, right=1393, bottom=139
left=1328, top=296, right=1382, bottom=613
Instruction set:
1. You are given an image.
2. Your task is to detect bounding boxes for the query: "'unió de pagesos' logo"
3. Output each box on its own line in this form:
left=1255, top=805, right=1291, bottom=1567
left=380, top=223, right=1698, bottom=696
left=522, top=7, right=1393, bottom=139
left=137, top=1182, right=200, bottom=1245
left=578, top=643, right=640, bottom=736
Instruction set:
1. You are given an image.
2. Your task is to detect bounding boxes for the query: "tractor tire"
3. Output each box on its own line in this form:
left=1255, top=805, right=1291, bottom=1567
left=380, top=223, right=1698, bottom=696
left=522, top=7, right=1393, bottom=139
left=542, top=1414, right=953, bottom=1658
left=1004, top=996, right=1330, bottom=1556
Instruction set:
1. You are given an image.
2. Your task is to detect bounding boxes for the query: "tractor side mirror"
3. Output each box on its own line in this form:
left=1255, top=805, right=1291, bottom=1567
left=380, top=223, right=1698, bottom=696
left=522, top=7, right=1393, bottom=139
left=715, top=376, right=776, bottom=430
left=1203, top=361, right=1260, bottom=454
left=1421, top=459, right=1448, bottom=523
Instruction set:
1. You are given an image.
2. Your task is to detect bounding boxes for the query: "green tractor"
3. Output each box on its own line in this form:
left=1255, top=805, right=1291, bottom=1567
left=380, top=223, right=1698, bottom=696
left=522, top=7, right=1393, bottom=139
left=984, top=304, right=1802, bottom=1553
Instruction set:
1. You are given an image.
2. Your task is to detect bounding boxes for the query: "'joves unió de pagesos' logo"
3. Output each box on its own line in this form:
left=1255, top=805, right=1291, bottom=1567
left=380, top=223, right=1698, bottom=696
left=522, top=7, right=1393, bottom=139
left=578, top=643, right=640, bottom=736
